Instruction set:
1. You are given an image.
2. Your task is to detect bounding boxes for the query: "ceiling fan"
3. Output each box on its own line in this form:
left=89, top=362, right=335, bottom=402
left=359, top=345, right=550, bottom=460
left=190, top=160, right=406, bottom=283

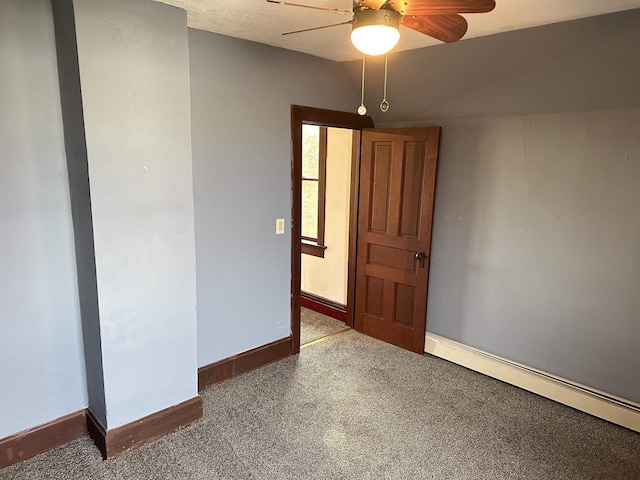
left=267, top=0, right=496, bottom=56
left=268, top=0, right=496, bottom=114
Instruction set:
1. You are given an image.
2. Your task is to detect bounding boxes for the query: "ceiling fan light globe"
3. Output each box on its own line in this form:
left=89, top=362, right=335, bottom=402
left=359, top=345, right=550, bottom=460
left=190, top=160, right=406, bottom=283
left=351, top=25, right=400, bottom=56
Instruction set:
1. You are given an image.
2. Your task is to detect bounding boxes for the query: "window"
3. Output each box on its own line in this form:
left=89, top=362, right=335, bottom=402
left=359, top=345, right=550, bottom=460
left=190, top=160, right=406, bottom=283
left=301, top=124, right=327, bottom=257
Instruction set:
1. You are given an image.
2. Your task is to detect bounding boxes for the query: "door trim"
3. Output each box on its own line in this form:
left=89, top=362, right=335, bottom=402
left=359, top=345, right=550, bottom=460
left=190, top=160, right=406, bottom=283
left=346, top=130, right=362, bottom=332
left=290, top=105, right=374, bottom=354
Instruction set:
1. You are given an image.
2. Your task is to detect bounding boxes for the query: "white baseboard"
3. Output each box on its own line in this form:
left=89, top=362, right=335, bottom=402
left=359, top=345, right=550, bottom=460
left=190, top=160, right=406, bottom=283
left=425, top=333, right=640, bottom=433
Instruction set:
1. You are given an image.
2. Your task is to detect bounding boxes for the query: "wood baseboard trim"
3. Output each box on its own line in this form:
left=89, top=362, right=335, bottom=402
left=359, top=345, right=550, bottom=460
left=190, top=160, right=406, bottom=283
left=301, top=292, right=346, bottom=322
left=198, top=337, right=291, bottom=391
left=0, top=410, right=87, bottom=469
left=87, top=396, right=202, bottom=459
left=425, top=332, right=640, bottom=433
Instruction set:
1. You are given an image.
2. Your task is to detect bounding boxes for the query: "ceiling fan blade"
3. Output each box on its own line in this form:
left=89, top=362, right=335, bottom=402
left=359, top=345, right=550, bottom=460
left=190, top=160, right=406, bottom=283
left=389, top=0, right=495, bottom=15
left=359, top=0, right=389, bottom=9
left=282, top=20, right=354, bottom=35
left=266, top=0, right=351, bottom=15
left=401, top=13, right=468, bottom=43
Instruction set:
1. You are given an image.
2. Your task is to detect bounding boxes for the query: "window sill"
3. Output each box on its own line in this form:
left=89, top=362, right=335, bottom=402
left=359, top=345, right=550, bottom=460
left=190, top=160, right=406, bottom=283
left=301, top=241, right=327, bottom=258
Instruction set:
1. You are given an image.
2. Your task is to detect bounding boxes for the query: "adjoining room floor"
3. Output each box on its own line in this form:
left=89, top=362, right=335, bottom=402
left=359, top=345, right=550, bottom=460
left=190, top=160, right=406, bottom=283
left=3, top=330, right=639, bottom=480
left=300, top=307, right=348, bottom=345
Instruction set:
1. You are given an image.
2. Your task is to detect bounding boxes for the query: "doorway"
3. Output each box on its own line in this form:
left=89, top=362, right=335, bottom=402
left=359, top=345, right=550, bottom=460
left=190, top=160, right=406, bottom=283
left=290, top=106, right=373, bottom=354
left=291, top=106, right=441, bottom=355
left=299, top=124, right=352, bottom=345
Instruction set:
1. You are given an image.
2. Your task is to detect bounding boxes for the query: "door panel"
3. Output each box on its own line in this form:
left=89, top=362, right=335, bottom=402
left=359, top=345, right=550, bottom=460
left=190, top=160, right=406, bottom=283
left=368, top=244, right=415, bottom=271
left=400, top=143, right=426, bottom=238
left=355, top=127, right=440, bottom=353
left=370, top=143, right=393, bottom=233
left=365, top=276, right=385, bottom=317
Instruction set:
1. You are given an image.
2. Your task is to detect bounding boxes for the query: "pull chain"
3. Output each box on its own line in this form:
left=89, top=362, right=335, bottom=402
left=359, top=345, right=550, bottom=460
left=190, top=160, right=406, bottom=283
left=380, top=52, right=390, bottom=112
left=358, top=54, right=367, bottom=116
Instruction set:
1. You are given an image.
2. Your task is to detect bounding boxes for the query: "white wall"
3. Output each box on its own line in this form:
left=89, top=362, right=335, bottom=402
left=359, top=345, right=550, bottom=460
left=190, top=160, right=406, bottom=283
left=301, top=128, right=352, bottom=305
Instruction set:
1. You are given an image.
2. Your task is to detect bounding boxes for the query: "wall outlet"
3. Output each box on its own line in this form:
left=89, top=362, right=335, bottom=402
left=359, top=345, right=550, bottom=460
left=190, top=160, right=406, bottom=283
left=277, top=316, right=285, bottom=329
left=276, top=218, right=285, bottom=235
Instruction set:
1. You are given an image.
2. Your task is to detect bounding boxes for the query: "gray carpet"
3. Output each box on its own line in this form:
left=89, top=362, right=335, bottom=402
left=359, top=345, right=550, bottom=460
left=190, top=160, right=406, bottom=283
left=300, top=307, right=348, bottom=345
left=2, top=330, right=639, bottom=479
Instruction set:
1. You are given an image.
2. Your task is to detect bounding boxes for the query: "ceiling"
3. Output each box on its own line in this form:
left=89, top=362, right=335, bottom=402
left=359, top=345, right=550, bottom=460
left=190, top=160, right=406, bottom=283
left=155, top=0, right=640, bottom=61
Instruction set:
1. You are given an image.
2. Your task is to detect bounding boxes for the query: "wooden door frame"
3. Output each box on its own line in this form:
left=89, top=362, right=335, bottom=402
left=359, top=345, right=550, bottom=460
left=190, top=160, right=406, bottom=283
left=290, top=105, right=374, bottom=354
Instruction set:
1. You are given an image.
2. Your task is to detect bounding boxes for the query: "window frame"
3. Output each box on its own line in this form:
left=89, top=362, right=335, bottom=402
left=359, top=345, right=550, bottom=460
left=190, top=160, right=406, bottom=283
left=301, top=125, right=327, bottom=258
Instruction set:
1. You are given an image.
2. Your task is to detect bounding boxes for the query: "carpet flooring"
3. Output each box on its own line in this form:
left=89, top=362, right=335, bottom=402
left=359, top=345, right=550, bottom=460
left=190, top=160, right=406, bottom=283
left=2, top=330, right=639, bottom=479
left=300, top=307, right=348, bottom=345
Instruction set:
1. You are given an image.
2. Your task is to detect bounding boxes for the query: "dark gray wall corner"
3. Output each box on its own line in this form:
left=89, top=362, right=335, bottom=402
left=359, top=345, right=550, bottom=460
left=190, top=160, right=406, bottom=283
left=51, top=0, right=107, bottom=426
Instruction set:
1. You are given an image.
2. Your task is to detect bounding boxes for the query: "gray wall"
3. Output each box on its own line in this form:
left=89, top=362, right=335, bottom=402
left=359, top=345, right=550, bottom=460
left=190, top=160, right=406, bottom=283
left=426, top=110, right=640, bottom=403
left=347, top=10, right=640, bottom=402
left=0, top=0, right=87, bottom=437
left=345, top=9, right=640, bottom=123
left=72, top=0, right=198, bottom=428
left=189, top=30, right=358, bottom=366
left=2, top=0, right=636, bottom=441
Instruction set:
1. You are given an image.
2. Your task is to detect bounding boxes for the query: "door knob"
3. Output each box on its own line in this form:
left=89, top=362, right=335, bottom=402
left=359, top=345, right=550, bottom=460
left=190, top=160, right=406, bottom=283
left=414, top=251, right=426, bottom=268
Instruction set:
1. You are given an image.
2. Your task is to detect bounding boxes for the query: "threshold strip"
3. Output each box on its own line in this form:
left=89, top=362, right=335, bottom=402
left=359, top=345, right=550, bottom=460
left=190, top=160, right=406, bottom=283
left=300, top=327, right=351, bottom=349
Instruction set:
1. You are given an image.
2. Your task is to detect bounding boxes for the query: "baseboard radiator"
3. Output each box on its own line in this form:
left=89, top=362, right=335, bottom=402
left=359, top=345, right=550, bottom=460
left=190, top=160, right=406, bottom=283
left=425, top=333, right=640, bottom=433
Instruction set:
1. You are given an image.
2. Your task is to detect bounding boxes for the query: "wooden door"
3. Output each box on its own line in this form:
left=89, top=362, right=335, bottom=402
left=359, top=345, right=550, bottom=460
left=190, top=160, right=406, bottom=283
left=354, top=127, right=440, bottom=353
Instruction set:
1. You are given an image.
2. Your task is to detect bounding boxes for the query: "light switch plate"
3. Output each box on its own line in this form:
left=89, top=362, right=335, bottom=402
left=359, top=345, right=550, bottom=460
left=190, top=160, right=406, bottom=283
left=276, top=218, right=285, bottom=235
